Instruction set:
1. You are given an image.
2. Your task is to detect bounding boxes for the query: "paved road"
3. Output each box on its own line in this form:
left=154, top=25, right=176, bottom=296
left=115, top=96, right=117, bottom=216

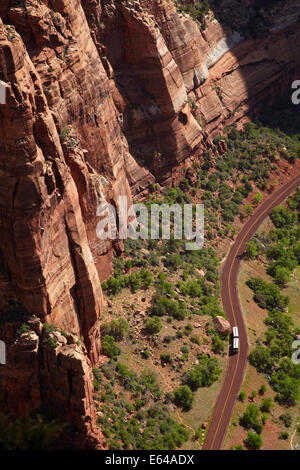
left=202, top=173, right=300, bottom=450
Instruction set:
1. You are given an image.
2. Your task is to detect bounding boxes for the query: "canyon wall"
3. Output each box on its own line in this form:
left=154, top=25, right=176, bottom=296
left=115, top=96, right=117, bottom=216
left=0, top=0, right=299, bottom=446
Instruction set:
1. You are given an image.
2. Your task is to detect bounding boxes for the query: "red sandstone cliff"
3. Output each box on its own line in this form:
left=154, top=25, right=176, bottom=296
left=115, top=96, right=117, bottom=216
left=0, top=0, right=299, bottom=447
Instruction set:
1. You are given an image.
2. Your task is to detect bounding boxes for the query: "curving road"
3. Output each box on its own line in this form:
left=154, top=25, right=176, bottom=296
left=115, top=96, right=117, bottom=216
left=202, top=173, right=300, bottom=450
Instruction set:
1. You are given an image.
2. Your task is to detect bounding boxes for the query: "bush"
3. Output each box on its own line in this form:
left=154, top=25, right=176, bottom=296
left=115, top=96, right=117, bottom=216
left=182, top=355, right=221, bottom=391
left=246, top=276, right=289, bottom=311
left=279, top=432, right=289, bottom=440
left=245, top=432, right=263, bottom=450
left=160, top=353, right=172, bottom=365
left=249, top=346, right=274, bottom=373
left=102, top=336, right=120, bottom=359
left=173, top=386, right=193, bottom=411
left=101, top=318, right=129, bottom=341
left=279, top=413, right=292, bottom=428
left=253, top=192, right=263, bottom=205
left=190, top=335, right=200, bottom=345
left=144, top=316, right=162, bottom=335
left=258, top=384, right=266, bottom=395
left=245, top=241, right=259, bottom=260
left=270, top=206, right=297, bottom=228
left=239, top=404, right=261, bottom=429
left=150, top=293, right=187, bottom=320
left=92, top=368, right=102, bottom=391
left=271, top=358, right=300, bottom=406
left=260, top=398, right=273, bottom=413
left=211, top=335, right=226, bottom=354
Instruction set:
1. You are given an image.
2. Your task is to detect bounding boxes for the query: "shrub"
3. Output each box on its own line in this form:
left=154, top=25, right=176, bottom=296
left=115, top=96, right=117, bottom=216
left=16, top=323, right=30, bottom=339
left=102, top=336, right=120, bottom=359
left=150, top=293, right=187, bottom=320
left=144, top=316, right=162, bottom=335
left=141, top=347, right=150, bottom=359
left=101, top=318, right=129, bottom=341
left=173, top=386, right=193, bottom=411
left=258, top=384, right=266, bottom=395
left=232, top=444, right=244, bottom=450
left=246, top=276, right=289, bottom=311
left=270, top=206, right=297, bottom=228
left=92, top=368, right=102, bottom=391
left=163, top=335, right=173, bottom=344
left=60, top=126, right=71, bottom=142
left=245, top=432, right=263, bottom=450
left=249, top=346, right=273, bottom=374
left=271, top=358, right=300, bottom=406
left=279, top=413, right=292, bottom=428
left=160, top=353, right=172, bottom=365
left=239, top=404, right=261, bottom=429
left=238, top=391, right=247, bottom=402
left=253, top=192, right=263, bottom=205
left=211, top=335, right=226, bottom=354
left=190, top=335, right=200, bottom=345
left=245, top=241, right=259, bottom=260
left=182, top=355, right=221, bottom=391
left=261, top=398, right=273, bottom=413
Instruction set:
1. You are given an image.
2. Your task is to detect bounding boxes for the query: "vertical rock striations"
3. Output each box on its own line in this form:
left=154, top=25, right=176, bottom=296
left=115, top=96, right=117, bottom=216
left=0, top=0, right=300, bottom=447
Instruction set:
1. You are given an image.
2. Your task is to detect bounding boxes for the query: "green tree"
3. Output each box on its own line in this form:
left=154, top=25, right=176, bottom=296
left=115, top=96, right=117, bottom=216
left=160, top=353, right=172, bottom=365
left=144, top=316, right=162, bottom=335
left=245, top=204, right=254, bottom=216
left=245, top=432, right=263, bottom=450
left=173, top=386, right=194, bottom=411
left=183, top=356, right=221, bottom=391
left=240, top=403, right=260, bottom=429
left=238, top=391, right=247, bottom=402
left=102, top=318, right=129, bottom=341
left=273, top=266, right=291, bottom=286
left=249, top=345, right=273, bottom=373
left=102, top=336, right=120, bottom=359
left=245, top=241, right=259, bottom=259
left=261, top=397, right=273, bottom=413
left=270, top=206, right=297, bottom=228
left=258, top=384, right=266, bottom=395
left=253, top=192, right=263, bottom=205
left=232, top=444, right=244, bottom=450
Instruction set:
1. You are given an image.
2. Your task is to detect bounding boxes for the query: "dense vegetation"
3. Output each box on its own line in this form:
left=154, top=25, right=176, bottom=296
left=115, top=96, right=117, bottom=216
left=0, top=413, right=64, bottom=450
left=246, top=189, right=300, bottom=407
left=174, top=1, right=210, bottom=29
left=93, top=361, right=190, bottom=450
left=98, top=99, right=300, bottom=450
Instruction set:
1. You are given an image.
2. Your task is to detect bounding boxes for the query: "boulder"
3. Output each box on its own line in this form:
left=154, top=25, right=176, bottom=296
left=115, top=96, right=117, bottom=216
left=213, top=316, right=231, bottom=335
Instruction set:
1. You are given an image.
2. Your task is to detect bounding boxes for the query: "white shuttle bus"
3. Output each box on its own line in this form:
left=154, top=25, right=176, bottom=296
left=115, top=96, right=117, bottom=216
left=233, top=337, right=239, bottom=353
left=232, top=326, right=239, bottom=353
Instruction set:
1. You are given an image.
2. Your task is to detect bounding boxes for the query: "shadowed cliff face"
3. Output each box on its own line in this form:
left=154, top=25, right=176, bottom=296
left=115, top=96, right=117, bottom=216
left=0, top=0, right=299, bottom=445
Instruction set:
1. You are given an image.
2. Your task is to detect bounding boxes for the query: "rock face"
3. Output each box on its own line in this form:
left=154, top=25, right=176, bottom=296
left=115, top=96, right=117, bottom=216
left=0, top=0, right=299, bottom=447
left=0, top=318, right=106, bottom=448
left=213, top=316, right=231, bottom=336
